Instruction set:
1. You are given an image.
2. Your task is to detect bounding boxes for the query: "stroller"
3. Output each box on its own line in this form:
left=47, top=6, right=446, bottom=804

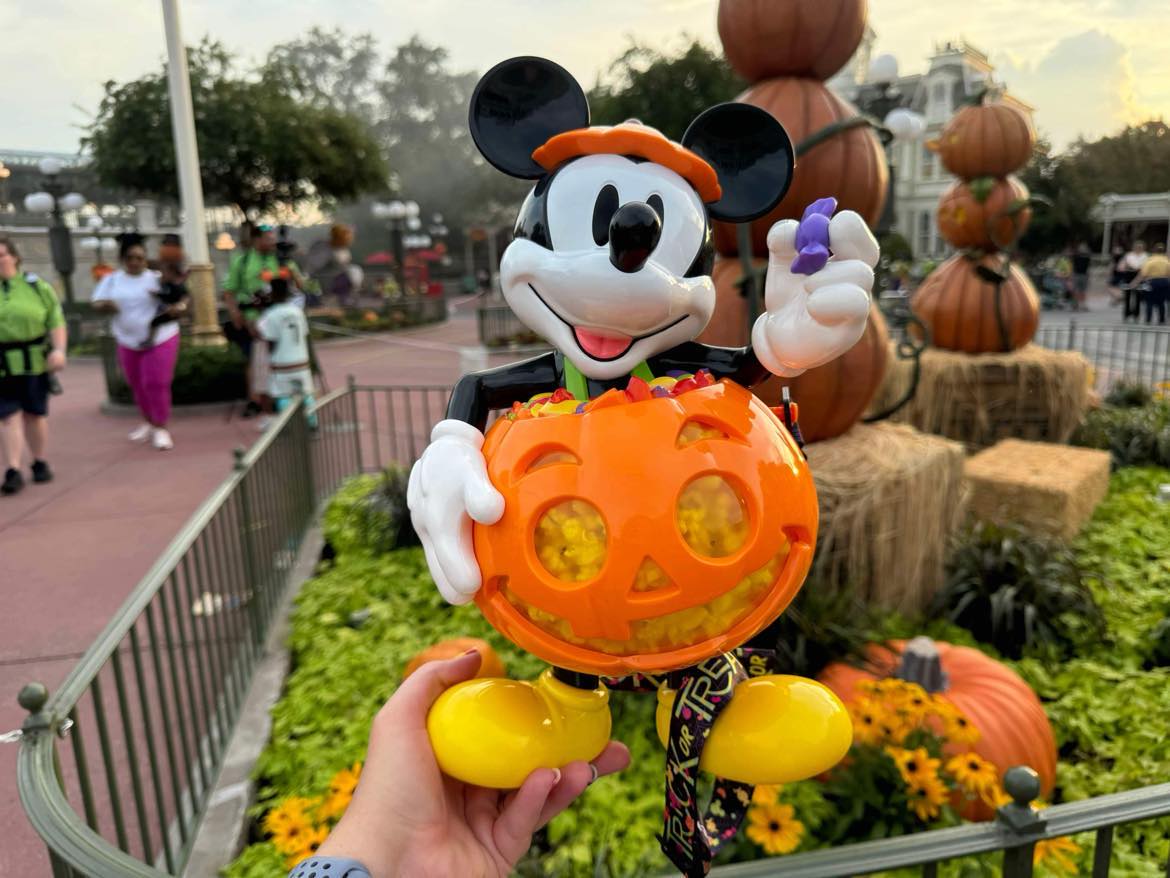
left=1030, top=270, right=1073, bottom=311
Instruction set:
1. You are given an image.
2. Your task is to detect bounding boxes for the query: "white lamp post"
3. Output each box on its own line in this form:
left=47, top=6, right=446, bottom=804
left=160, top=0, right=219, bottom=343
left=23, top=158, right=85, bottom=304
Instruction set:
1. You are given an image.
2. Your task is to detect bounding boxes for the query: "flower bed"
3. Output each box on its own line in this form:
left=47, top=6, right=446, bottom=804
left=225, top=465, right=1170, bottom=877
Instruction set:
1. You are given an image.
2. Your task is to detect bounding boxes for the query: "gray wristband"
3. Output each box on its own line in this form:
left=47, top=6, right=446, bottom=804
left=287, top=856, right=371, bottom=878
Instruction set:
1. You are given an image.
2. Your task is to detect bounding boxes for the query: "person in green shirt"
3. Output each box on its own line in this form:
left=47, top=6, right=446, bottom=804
left=221, top=223, right=304, bottom=415
left=0, top=237, right=67, bottom=495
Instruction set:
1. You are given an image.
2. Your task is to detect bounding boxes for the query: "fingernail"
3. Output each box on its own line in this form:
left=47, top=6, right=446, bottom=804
left=588, top=764, right=599, bottom=785
left=550, top=768, right=561, bottom=785
left=462, top=648, right=478, bottom=655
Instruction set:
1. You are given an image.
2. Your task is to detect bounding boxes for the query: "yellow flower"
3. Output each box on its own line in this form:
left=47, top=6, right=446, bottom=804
left=746, top=803, right=804, bottom=855
left=887, top=747, right=942, bottom=786
left=318, top=762, right=362, bottom=821
left=1034, top=837, right=1081, bottom=874
left=933, top=700, right=981, bottom=745
left=267, top=810, right=317, bottom=855
left=905, top=774, right=949, bottom=822
left=850, top=697, right=887, bottom=745
left=284, top=825, right=330, bottom=869
left=263, top=796, right=318, bottom=837
left=752, top=784, right=781, bottom=806
left=946, top=753, right=999, bottom=796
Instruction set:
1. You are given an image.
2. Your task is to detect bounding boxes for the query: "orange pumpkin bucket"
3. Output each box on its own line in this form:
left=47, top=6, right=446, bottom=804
left=473, top=380, right=818, bottom=676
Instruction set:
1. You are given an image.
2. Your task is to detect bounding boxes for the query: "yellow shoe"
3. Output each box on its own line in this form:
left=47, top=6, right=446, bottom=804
left=655, top=674, right=851, bottom=785
left=428, top=669, right=611, bottom=789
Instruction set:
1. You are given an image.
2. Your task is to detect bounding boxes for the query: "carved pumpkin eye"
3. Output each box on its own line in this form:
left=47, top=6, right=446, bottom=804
left=534, top=499, right=607, bottom=582
left=677, top=475, right=749, bottom=558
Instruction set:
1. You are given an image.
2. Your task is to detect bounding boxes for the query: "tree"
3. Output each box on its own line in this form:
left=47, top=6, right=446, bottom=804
left=1017, top=122, right=1170, bottom=257
left=261, top=33, right=524, bottom=258
left=85, top=41, right=389, bottom=219
left=588, top=40, right=746, bottom=140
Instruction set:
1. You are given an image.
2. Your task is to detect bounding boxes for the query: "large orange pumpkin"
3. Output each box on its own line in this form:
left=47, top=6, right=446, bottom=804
left=701, top=256, right=890, bottom=442
left=714, top=79, right=888, bottom=256
left=937, top=177, right=1032, bottom=252
left=473, top=381, right=819, bottom=676
left=912, top=254, right=1039, bottom=354
left=820, top=638, right=1056, bottom=820
left=717, top=0, right=869, bottom=82
left=935, top=100, right=1036, bottom=180
left=403, top=637, right=506, bottom=679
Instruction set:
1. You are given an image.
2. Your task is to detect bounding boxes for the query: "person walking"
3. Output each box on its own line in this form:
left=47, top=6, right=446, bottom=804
left=1122, top=241, right=1149, bottom=321
left=1136, top=243, right=1170, bottom=325
left=91, top=234, right=187, bottom=450
left=256, top=277, right=316, bottom=426
left=0, top=238, right=67, bottom=495
left=222, top=223, right=304, bottom=417
left=1071, top=243, right=1092, bottom=312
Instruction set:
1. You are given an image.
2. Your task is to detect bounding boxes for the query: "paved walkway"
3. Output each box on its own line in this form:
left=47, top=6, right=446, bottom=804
left=0, top=311, right=479, bottom=876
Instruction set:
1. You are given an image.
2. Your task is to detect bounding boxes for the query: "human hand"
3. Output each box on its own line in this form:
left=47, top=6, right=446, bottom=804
left=46, top=350, right=67, bottom=372
left=164, top=302, right=188, bottom=318
left=751, top=208, right=878, bottom=378
left=407, top=421, right=505, bottom=605
left=315, top=651, right=630, bottom=877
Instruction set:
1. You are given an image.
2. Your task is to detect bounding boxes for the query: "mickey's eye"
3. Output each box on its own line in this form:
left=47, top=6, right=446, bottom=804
left=592, top=184, right=620, bottom=246
left=648, top=194, right=664, bottom=226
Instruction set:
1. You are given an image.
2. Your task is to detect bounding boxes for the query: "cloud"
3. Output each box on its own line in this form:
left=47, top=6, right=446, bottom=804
left=995, top=29, right=1150, bottom=147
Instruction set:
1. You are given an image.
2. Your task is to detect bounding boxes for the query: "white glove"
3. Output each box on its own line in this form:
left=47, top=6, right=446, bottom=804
left=751, top=210, right=879, bottom=378
left=407, top=419, right=505, bottom=605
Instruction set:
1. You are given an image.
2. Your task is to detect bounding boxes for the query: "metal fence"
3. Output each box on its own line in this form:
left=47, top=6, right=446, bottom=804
left=1035, top=322, right=1170, bottom=390
left=15, top=397, right=349, bottom=878
left=18, top=382, right=1170, bottom=877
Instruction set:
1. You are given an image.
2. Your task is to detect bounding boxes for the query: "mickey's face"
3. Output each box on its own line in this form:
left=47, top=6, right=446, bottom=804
left=501, top=155, right=714, bottom=379
left=470, top=56, right=794, bottom=380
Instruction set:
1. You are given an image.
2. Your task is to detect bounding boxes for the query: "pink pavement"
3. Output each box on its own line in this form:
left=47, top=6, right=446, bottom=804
left=0, top=311, right=479, bottom=876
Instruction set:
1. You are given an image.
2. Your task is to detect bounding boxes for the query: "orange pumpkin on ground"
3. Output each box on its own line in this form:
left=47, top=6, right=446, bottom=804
left=820, top=637, right=1056, bottom=820
left=403, top=637, right=506, bottom=680
left=702, top=256, right=890, bottom=442
left=935, top=99, right=1036, bottom=180
left=473, top=380, right=819, bottom=676
left=912, top=254, right=1039, bottom=354
left=713, top=78, right=888, bottom=256
left=937, top=177, right=1032, bottom=252
left=717, top=0, right=869, bottom=83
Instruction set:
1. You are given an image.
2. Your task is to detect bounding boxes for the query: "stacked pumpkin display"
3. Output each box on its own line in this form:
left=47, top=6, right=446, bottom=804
left=913, top=95, right=1041, bottom=353
left=702, top=0, right=891, bottom=443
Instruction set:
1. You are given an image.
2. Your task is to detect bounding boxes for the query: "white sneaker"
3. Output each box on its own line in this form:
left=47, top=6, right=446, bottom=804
left=129, top=423, right=153, bottom=442
left=152, top=428, right=174, bottom=450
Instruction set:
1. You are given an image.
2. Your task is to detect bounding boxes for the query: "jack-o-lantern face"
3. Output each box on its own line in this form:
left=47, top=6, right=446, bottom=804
left=473, top=380, right=818, bottom=676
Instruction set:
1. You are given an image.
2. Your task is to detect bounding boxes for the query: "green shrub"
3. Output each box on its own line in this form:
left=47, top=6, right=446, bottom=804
left=322, top=469, right=417, bottom=558
left=930, top=522, right=1103, bottom=659
left=1073, top=400, right=1170, bottom=469
left=105, top=340, right=246, bottom=406
left=1105, top=378, right=1155, bottom=409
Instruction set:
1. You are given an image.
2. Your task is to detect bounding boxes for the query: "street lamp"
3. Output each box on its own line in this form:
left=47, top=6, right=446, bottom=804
left=860, top=56, right=926, bottom=238
left=23, top=157, right=86, bottom=304
left=372, top=199, right=421, bottom=293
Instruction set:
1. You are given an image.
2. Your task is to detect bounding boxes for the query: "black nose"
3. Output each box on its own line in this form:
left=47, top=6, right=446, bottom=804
left=608, top=202, right=662, bottom=273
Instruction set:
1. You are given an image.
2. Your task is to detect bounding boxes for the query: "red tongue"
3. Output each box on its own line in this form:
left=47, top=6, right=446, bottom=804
left=574, top=327, right=633, bottom=360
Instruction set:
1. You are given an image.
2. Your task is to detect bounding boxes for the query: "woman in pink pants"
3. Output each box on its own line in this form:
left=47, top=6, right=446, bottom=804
left=92, top=235, right=187, bottom=450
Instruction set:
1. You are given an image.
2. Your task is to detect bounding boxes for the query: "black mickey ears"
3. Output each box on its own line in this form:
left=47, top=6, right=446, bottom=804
left=469, top=57, right=590, bottom=179
left=682, top=104, right=795, bottom=223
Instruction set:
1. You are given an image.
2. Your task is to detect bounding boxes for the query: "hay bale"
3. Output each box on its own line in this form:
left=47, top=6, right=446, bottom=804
left=806, top=422, right=967, bottom=612
left=964, top=440, right=1111, bottom=540
left=868, top=344, right=1092, bottom=450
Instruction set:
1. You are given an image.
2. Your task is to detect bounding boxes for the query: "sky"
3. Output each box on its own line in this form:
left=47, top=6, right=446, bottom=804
left=2, top=0, right=1167, bottom=155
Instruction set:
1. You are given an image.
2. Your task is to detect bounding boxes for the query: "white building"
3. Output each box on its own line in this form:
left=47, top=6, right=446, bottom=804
left=832, top=38, right=1035, bottom=259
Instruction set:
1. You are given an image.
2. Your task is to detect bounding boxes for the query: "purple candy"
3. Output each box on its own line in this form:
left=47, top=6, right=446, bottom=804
left=790, top=197, right=838, bottom=276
